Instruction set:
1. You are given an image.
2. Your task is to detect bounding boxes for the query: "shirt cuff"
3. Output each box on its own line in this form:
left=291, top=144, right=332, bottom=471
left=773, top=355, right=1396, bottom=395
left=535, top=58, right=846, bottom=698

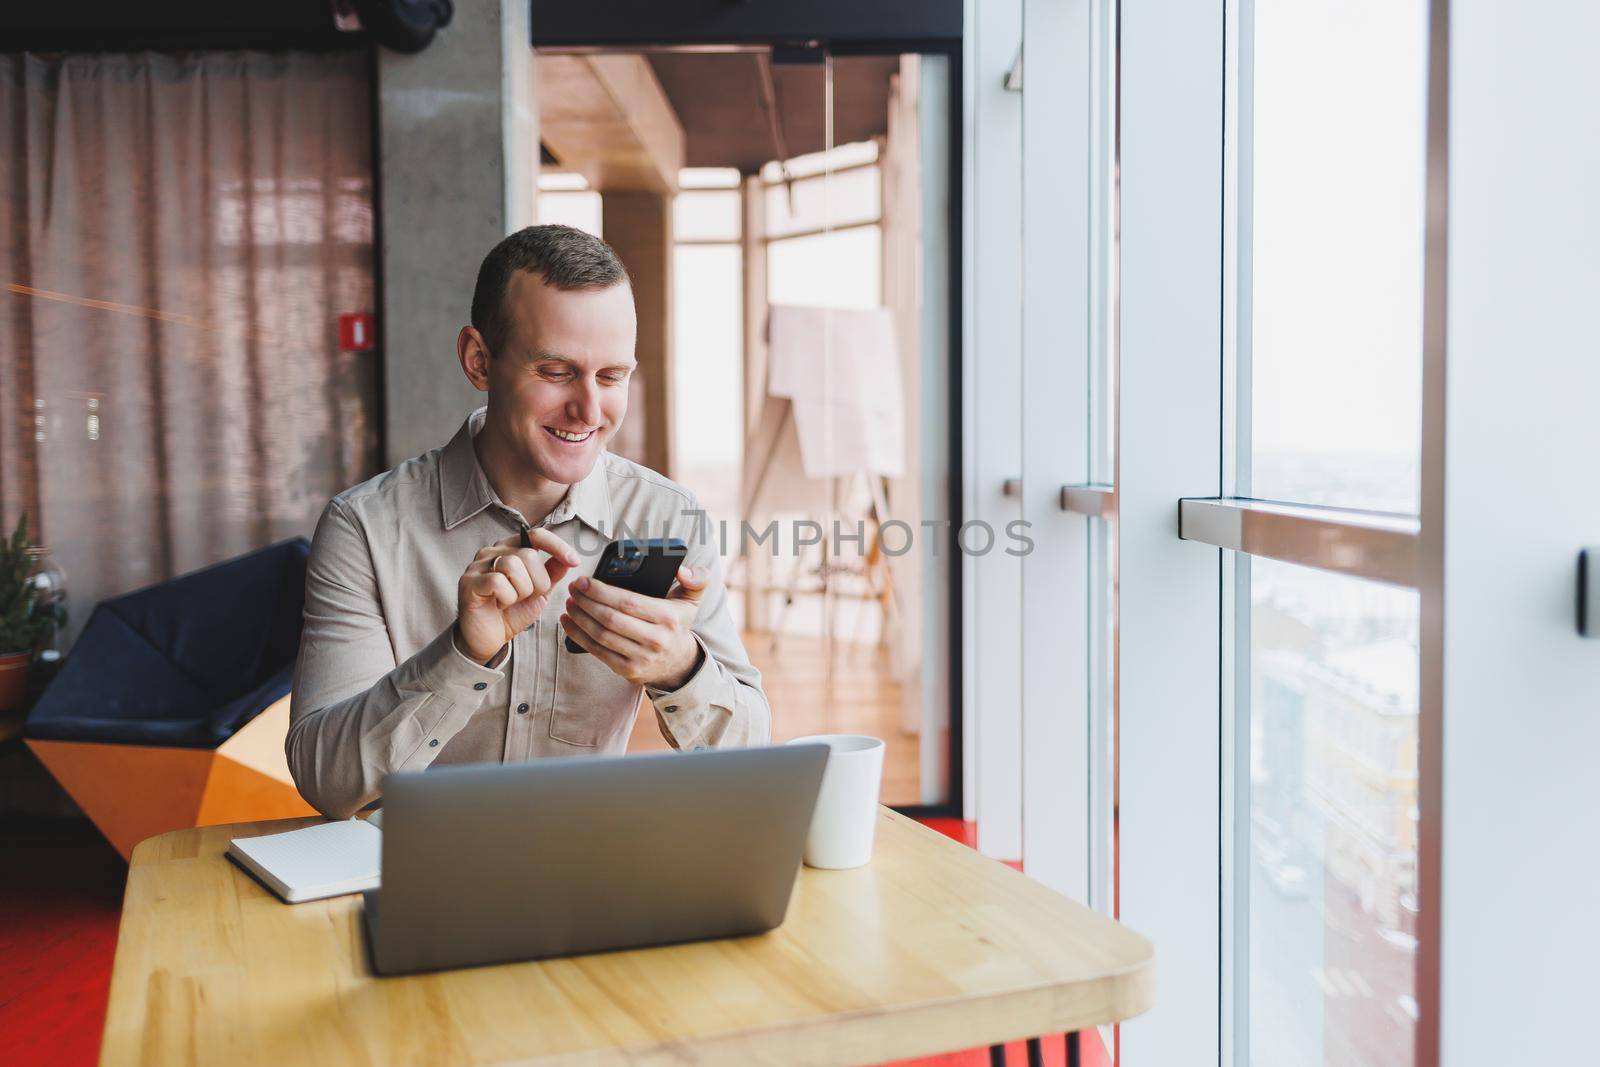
left=452, top=627, right=511, bottom=670
left=645, top=633, right=711, bottom=699
left=401, top=624, right=508, bottom=697
left=646, top=634, right=731, bottom=740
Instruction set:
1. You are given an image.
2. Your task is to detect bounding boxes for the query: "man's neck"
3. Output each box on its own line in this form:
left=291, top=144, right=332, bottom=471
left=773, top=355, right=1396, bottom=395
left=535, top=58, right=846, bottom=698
left=472, top=421, right=570, bottom=527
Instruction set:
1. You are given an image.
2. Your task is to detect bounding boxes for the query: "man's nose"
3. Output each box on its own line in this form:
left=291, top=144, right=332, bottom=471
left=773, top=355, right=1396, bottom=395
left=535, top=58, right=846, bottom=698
left=569, top=379, right=603, bottom=425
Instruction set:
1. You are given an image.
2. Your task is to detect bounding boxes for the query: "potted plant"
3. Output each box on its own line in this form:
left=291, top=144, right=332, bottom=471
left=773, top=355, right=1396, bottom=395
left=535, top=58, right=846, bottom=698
left=0, top=512, right=65, bottom=714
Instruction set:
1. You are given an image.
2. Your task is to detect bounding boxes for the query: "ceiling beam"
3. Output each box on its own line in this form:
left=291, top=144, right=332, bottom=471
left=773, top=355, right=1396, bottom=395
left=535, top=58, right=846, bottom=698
left=538, top=54, right=685, bottom=194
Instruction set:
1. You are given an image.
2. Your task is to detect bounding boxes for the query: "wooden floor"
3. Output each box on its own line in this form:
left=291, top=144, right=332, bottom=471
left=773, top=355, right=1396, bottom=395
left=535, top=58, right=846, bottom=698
left=628, top=631, right=926, bottom=806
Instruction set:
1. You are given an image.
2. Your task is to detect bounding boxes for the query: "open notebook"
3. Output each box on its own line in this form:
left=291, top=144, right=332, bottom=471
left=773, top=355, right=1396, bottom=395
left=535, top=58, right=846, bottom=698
left=226, top=812, right=382, bottom=904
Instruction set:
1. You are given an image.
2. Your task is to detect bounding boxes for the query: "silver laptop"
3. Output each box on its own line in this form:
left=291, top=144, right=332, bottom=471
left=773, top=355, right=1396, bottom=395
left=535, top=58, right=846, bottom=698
left=364, top=744, right=829, bottom=976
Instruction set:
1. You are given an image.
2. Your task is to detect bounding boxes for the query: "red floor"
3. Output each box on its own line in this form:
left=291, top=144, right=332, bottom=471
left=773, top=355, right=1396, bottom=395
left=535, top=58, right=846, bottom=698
left=0, top=815, right=1109, bottom=1067
left=0, top=818, right=125, bottom=1067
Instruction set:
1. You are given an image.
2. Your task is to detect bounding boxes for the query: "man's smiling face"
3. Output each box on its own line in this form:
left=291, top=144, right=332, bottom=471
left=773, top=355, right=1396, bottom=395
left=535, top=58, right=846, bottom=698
left=484, top=269, right=637, bottom=486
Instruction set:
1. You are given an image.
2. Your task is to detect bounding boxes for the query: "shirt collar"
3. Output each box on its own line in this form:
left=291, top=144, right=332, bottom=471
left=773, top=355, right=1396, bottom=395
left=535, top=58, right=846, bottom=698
left=542, top=451, right=612, bottom=537
left=438, top=408, right=611, bottom=537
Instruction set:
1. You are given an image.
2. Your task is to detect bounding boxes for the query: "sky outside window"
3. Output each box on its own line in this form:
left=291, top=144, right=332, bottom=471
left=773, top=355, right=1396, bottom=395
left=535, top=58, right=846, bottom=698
left=1249, top=0, right=1428, bottom=516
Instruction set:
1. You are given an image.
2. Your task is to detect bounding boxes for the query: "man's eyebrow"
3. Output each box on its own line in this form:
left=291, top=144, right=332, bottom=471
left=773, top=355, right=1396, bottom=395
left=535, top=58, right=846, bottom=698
left=527, top=349, right=637, bottom=370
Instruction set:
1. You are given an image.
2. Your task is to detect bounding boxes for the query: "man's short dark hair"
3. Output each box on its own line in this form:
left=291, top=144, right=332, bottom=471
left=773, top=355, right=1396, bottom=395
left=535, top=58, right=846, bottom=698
left=470, top=224, right=630, bottom=355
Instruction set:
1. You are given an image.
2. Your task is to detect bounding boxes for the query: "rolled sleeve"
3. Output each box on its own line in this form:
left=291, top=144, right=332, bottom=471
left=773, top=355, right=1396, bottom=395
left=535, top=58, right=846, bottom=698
left=388, top=626, right=510, bottom=765
left=286, top=499, right=508, bottom=819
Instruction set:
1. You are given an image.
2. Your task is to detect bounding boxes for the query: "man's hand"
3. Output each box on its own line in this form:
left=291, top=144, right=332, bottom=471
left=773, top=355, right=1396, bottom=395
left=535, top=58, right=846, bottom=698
left=560, top=565, right=708, bottom=690
left=456, top=529, right=579, bottom=664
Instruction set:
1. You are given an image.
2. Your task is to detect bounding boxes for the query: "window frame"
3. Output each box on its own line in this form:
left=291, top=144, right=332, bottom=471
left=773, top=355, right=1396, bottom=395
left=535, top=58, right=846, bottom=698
left=1114, top=0, right=1227, bottom=1060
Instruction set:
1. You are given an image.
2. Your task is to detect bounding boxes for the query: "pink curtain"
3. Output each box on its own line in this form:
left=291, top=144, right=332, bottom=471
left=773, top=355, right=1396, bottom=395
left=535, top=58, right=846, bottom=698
left=0, top=51, right=379, bottom=647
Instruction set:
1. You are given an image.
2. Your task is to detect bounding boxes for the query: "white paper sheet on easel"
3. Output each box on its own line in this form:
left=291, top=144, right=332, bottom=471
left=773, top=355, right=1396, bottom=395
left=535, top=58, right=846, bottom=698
left=767, top=305, right=905, bottom=479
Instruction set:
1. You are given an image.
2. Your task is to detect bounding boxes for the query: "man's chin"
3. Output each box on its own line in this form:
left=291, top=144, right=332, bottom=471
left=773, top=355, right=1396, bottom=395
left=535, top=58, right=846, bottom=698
left=532, top=441, right=602, bottom=485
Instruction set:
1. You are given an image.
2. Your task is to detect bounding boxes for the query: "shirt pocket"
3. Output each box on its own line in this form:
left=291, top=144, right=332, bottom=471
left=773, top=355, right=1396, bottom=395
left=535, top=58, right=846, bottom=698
left=549, top=642, right=641, bottom=748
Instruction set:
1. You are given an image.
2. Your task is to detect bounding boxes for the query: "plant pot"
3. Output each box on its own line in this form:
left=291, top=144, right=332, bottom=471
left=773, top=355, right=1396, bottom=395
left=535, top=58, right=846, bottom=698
left=0, top=650, right=29, bottom=714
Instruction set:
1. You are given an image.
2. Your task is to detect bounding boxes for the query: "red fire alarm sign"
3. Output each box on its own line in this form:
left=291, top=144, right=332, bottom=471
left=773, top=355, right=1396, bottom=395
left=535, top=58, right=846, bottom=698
left=339, top=312, right=375, bottom=352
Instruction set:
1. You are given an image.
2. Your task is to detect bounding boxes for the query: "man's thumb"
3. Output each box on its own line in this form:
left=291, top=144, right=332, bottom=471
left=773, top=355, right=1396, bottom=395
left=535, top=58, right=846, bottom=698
left=670, top=564, right=708, bottom=602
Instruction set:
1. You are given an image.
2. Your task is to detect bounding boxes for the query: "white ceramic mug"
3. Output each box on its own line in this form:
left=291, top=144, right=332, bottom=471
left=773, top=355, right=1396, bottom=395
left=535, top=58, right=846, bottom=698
left=787, top=734, right=885, bottom=869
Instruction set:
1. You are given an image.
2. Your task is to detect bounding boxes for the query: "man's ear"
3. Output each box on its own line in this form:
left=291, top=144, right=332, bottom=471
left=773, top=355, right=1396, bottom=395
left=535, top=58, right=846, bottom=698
left=457, top=326, right=492, bottom=392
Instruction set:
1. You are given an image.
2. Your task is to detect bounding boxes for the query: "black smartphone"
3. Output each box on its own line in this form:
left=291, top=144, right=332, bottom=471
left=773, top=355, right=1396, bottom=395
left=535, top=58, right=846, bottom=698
left=563, top=538, right=688, bottom=654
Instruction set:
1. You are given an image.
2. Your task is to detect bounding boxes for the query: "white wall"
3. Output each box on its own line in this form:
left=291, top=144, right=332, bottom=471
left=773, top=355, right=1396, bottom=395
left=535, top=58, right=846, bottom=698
left=1437, top=1, right=1600, bottom=1060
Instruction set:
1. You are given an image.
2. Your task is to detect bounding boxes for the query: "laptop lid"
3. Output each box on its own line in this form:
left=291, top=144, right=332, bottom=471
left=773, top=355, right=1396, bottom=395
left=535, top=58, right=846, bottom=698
left=369, top=744, right=829, bottom=976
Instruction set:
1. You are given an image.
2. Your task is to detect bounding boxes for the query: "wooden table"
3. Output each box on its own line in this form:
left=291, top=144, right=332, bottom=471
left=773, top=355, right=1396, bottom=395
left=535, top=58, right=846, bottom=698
left=101, top=808, right=1154, bottom=1066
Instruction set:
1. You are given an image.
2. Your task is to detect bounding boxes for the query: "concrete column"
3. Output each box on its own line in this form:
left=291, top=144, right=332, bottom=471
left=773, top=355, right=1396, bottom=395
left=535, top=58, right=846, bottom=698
left=377, top=0, right=537, bottom=466
left=600, top=192, right=674, bottom=478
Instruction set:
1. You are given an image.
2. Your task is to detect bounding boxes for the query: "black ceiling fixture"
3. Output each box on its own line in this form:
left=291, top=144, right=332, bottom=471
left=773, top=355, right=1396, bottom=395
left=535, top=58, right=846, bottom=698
left=1, top=1, right=363, bottom=52
left=347, top=0, right=454, bottom=54
left=530, top=0, right=961, bottom=50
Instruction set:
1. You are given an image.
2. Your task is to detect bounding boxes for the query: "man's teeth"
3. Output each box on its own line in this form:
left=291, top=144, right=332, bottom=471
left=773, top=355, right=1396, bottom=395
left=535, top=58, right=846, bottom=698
left=548, top=427, right=593, bottom=442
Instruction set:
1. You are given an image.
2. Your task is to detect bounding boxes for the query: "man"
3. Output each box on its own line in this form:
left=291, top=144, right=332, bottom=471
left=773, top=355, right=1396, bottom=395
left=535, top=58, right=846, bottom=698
left=287, top=225, right=770, bottom=820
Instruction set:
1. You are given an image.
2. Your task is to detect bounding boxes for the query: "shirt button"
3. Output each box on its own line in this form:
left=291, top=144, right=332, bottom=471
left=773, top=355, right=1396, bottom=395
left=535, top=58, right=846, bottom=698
left=517, top=702, right=529, bottom=715
left=473, top=682, right=487, bottom=691
left=428, top=739, right=440, bottom=748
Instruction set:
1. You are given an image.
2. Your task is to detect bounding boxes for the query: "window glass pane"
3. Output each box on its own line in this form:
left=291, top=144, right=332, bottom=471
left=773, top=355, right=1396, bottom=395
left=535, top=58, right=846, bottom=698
left=1248, top=0, right=1428, bottom=514
left=766, top=227, right=882, bottom=309
left=537, top=172, right=588, bottom=192
left=674, top=189, right=740, bottom=242
left=764, top=167, right=880, bottom=238
left=671, top=244, right=742, bottom=529
left=759, top=139, right=878, bottom=182
left=536, top=190, right=602, bottom=237
left=1247, top=557, right=1419, bottom=1067
left=679, top=167, right=741, bottom=190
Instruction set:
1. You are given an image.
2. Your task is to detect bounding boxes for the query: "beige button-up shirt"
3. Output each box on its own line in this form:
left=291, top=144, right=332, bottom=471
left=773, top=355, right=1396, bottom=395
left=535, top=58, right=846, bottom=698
left=286, top=408, right=770, bottom=819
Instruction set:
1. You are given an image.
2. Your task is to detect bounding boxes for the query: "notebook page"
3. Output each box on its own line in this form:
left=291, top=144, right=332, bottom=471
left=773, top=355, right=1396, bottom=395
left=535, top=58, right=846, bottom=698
left=230, top=820, right=381, bottom=901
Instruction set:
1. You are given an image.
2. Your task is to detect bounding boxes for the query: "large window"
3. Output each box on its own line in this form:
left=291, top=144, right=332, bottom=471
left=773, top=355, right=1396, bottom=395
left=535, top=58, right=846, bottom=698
left=1044, top=0, right=1594, bottom=1062
left=1219, top=1, right=1432, bottom=1065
